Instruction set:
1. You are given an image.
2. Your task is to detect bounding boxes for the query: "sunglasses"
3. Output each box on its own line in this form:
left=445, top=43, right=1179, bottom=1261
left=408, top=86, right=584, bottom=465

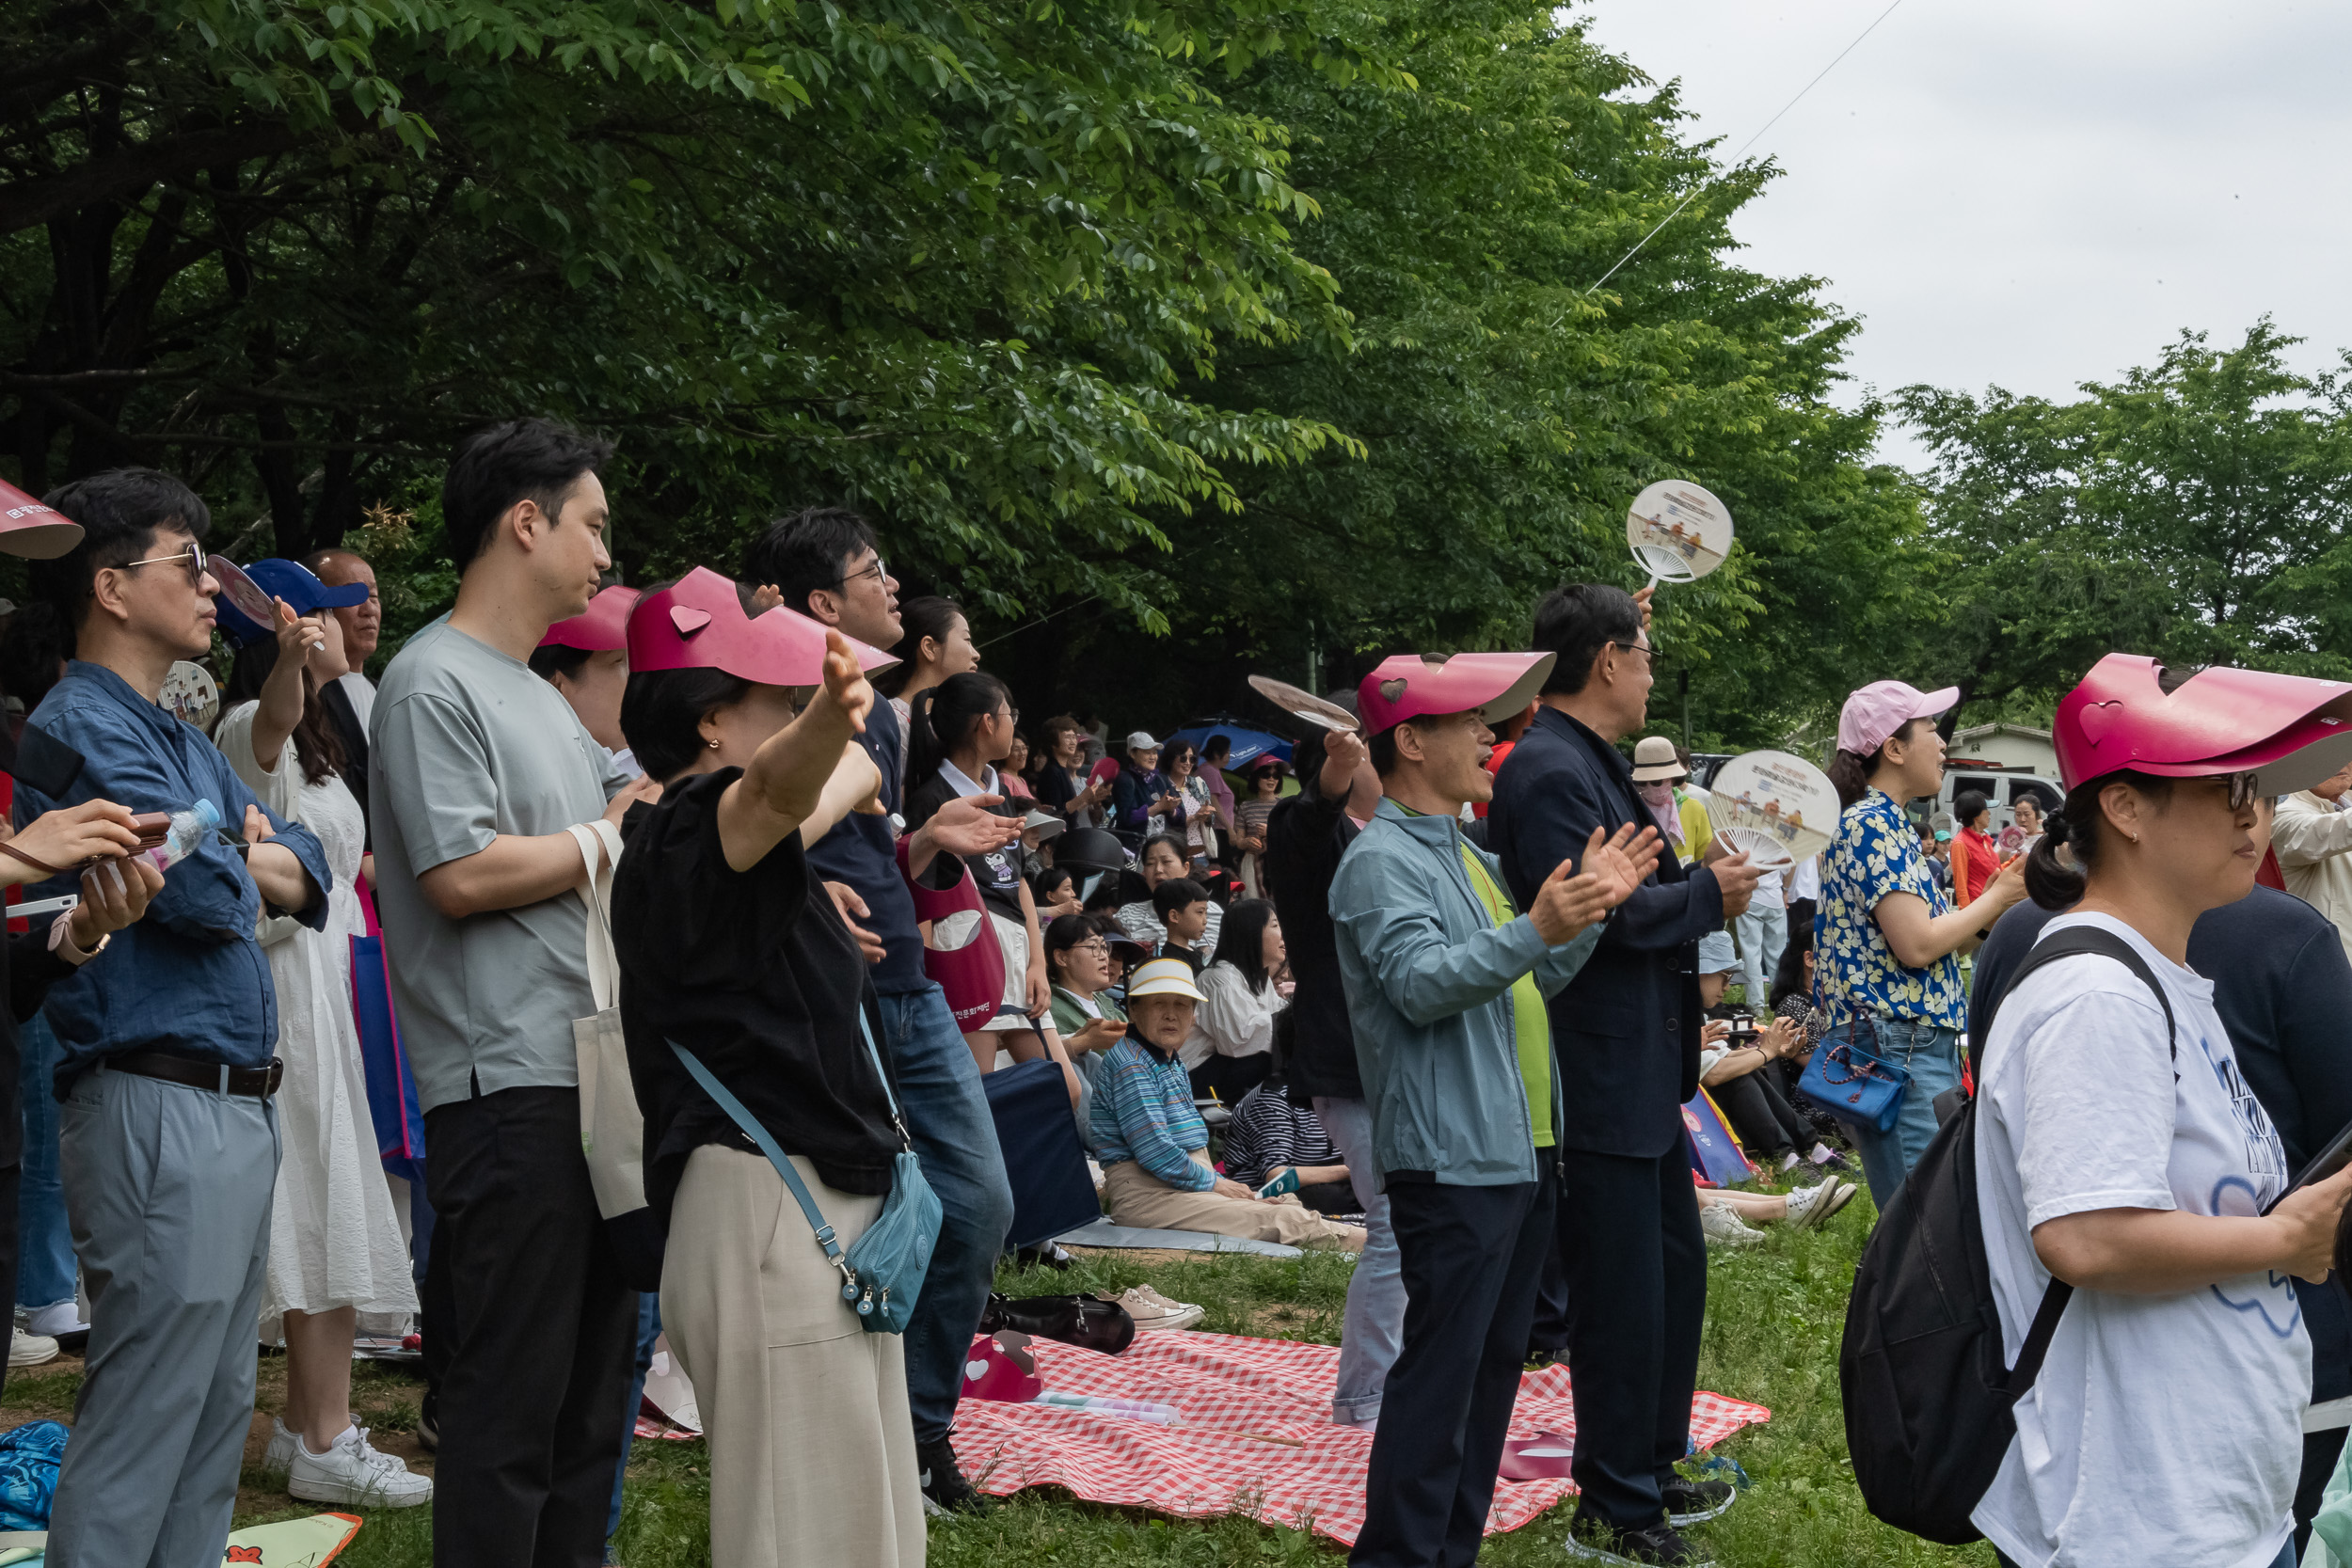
left=2220, top=770, right=2262, bottom=812
left=121, top=540, right=209, bottom=585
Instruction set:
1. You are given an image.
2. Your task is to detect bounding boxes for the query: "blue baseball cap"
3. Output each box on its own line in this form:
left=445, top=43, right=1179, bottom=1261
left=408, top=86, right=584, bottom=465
left=214, top=557, right=370, bottom=647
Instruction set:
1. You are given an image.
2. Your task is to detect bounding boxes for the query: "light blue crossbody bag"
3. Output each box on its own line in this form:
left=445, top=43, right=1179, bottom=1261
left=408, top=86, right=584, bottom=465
left=670, top=1010, right=941, bottom=1334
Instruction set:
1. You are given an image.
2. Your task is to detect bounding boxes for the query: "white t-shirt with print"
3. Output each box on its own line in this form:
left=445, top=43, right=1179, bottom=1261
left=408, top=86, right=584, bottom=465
left=1971, top=912, right=2305, bottom=1568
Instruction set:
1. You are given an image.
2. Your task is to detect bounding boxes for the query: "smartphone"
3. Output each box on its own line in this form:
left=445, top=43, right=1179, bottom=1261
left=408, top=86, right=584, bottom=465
left=2265, top=1117, right=2352, bottom=1214
left=125, top=811, right=172, bottom=850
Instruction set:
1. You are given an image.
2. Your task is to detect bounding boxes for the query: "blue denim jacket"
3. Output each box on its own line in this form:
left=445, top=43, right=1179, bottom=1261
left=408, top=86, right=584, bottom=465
left=15, top=661, right=330, bottom=1084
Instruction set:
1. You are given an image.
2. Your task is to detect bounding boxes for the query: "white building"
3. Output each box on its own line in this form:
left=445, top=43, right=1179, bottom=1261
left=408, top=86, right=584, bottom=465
left=1946, top=722, right=2059, bottom=779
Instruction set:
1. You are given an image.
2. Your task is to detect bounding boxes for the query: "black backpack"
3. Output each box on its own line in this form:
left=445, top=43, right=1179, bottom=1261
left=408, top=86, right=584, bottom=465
left=1838, top=925, right=2176, bottom=1544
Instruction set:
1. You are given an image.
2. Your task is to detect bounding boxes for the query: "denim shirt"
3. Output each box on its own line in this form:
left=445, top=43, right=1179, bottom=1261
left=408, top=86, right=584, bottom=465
left=16, top=660, right=330, bottom=1085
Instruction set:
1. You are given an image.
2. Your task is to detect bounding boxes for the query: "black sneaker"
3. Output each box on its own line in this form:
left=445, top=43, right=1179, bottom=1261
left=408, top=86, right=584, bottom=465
left=916, top=1437, right=985, bottom=1515
left=1661, top=1477, right=1737, bottom=1525
left=1565, top=1512, right=1715, bottom=1566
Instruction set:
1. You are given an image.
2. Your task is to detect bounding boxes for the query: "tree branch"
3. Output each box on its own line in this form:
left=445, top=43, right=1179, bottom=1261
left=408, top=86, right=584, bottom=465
left=0, top=119, right=307, bottom=235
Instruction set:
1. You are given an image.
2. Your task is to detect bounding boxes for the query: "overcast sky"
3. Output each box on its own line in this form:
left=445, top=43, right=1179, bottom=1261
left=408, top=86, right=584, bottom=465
left=1577, top=0, right=2352, bottom=469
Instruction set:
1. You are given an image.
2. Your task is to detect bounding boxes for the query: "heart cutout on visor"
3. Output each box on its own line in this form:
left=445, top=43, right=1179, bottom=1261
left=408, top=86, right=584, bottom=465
left=2075, top=699, right=2124, bottom=749
left=670, top=606, right=713, bottom=637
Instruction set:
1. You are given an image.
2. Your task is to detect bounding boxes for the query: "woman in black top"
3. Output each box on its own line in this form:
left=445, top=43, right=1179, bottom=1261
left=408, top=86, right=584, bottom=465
left=610, top=596, right=924, bottom=1568
left=905, top=673, right=1069, bottom=1084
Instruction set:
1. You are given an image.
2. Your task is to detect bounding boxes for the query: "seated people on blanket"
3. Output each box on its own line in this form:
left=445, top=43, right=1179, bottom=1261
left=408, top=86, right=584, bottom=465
left=1089, top=958, right=1362, bottom=1250
left=1327, top=648, right=1659, bottom=1568
left=1693, top=929, right=1847, bottom=1180
left=1219, top=1071, right=1358, bottom=1216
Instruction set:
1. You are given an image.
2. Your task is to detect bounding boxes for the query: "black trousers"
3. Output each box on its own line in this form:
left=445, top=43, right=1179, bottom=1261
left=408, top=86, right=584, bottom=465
left=423, top=1086, right=638, bottom=1568
left=1527, top=1147, right=1707, bottom=1530
left=1351, top=1163, right=1557, bottom=1568
left=1710, top=1069, right=1812, bottom=1158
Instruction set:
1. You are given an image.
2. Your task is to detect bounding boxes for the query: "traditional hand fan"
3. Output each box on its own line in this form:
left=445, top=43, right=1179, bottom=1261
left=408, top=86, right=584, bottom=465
left=1627, top=480, right=1733, bottom=587
left=1248, top=673, right=1359, bottom=733
left=1706, top=750, right=1837, bottom=870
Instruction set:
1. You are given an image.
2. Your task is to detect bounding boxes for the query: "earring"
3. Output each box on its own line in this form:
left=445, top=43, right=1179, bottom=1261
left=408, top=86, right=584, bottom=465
left=707, top=738, right=721, bottom=749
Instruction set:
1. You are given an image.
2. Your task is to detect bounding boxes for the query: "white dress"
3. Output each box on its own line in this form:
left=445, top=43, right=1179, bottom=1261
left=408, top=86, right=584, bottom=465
left=216, top=701, right=418, bottom=1334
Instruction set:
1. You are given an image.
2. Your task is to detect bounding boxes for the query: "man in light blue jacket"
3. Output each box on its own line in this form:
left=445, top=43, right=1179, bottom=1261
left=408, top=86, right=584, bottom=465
left=1329, top=651, right=1660, bottom=1568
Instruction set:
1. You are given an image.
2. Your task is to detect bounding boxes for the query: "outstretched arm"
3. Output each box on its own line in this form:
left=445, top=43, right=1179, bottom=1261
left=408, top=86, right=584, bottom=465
left=715, top=631, right=872, bottom=871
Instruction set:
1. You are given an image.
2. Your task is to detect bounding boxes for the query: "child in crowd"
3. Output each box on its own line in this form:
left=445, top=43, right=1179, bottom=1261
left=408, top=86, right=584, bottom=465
left=1120, top=832, right=1223, bottom=954
left=1091, top=958, right=1363, bottom=1250
left=1152, top=878, right=1210, bottom=973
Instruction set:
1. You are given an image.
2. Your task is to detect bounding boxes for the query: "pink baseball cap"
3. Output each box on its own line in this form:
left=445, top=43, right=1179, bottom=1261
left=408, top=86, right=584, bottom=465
left=1836, top=680, right=1958, bottom=757
left=540, top=584, right=643, bottom=652
left=1357, top=651, right=1555, bottom=737
left=625, top=566, right=896, bottom=685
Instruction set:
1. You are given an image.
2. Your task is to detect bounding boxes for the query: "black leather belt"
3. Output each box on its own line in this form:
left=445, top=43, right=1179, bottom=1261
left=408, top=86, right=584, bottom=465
left=102, top=1052, right=283, bottom=1099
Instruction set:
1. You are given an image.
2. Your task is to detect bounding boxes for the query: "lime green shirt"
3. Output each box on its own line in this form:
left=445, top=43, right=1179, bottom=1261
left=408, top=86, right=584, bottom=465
left=1457, top=843, right=1555, bottom=1149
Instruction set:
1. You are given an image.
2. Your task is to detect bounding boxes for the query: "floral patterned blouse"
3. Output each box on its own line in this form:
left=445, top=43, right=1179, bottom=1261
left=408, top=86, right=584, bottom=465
left=1816, top=788, right=1965, bottom=1031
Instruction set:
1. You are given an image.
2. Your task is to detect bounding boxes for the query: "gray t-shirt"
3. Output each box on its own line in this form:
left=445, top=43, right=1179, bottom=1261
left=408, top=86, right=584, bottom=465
left=369, top=620, right=628, bottom=1112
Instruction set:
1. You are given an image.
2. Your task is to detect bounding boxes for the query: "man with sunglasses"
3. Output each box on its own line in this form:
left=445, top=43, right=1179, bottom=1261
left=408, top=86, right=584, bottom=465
left=1486, top=582, right=1764, bottom=1568
left=19, top=468, right=331, bottom=1568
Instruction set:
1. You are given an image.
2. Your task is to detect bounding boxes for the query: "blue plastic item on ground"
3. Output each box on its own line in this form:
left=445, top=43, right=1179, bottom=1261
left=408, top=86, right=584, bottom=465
left=0, top=1421, right=68, bottom=1531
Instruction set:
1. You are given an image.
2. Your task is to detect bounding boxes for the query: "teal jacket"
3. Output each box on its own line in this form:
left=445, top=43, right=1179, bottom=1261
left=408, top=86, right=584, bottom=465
left=1329, top=798, right=1601, bottom=1187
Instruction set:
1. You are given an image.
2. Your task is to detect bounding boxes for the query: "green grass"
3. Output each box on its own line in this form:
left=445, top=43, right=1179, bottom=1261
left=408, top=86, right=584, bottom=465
left=217, top=1204, right=1999, bottom=1567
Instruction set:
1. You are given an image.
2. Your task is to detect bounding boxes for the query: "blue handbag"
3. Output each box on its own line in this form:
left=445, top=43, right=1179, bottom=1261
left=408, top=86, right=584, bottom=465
left=671, top=1009, right=942, bottom=1335
left=1796, top=1016, right=1912, bottom=1135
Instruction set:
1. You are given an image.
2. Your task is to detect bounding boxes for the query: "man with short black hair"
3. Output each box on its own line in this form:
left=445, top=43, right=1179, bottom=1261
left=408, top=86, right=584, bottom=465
left=371, top=418, right=655, bottom=1568
left=740, top=505, right=1025, bottom=1511
left=1489, top=583, right=1765, bottom=1567
left=22, top=467, right=330, bottom=1568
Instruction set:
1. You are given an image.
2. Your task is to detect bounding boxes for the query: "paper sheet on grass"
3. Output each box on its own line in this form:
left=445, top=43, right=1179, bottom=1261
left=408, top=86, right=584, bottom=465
left=1055, top=1219, right=1302, bottom=1258
left=951, top=1330, right=1769, bottom=1545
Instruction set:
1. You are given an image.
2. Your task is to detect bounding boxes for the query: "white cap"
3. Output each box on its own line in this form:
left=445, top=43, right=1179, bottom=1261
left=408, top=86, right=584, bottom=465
left=1127, top=731, right=1161, bottom=751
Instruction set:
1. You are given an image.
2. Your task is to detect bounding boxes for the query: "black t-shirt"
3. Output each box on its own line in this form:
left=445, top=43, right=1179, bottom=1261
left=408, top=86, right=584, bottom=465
left=1264, top=786, right=1362, bottom=1102
left=612, top=768, right=899, bottom=1227
left=903, top=771, right=1027, bottom=920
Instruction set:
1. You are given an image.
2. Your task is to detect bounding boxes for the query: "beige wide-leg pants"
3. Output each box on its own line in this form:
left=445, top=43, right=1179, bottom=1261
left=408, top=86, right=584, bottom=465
left=662, top=1145, right=927, bottom=1568
left=1102, top=1151, right=1365, bottom=1250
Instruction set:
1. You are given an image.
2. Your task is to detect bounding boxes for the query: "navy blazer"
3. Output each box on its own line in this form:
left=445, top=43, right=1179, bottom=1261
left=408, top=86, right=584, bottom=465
left=1488, top=706, right=1724, bottom=1158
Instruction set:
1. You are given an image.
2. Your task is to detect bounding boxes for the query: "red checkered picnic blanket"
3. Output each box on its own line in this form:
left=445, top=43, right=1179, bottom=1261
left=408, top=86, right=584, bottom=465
left=949, top=1330, right=1770, bottom=1545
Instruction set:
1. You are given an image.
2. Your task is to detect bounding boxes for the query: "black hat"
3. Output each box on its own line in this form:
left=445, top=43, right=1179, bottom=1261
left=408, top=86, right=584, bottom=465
left=1056, top=827, right=1130, bottom=875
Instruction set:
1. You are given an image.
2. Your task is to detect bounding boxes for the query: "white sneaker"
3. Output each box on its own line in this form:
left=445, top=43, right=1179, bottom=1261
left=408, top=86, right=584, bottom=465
left=287, top=1426, right=433, bottom=1508
left=24, top=1302, right=87, bottom=1344
left=1114, top=1287, right=1204, bottom=1331
left=264, top=1416, right=297, bottom=1475
left=1784, top=1178, right=1858, bottom=1232
left=8, top=1330, right=57, bottom=1369
left=1698, top=1202, right=1765, bottom=1249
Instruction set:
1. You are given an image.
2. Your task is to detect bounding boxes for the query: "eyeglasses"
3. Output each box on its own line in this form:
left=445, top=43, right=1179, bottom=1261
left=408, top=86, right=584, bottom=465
left=834, top=556, right=888, bottom=591
left=121, top=541, right=208, bottom=585
left=2219, top=770, right=2262, bottom=811
left=1069, top=941, right=1110, bottom=959
left=1610, top=640, right=1655, bottom=663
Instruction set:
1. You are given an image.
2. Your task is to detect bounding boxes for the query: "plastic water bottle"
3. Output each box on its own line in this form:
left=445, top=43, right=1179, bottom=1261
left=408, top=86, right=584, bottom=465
left=139, top=799, right=222, bottom=873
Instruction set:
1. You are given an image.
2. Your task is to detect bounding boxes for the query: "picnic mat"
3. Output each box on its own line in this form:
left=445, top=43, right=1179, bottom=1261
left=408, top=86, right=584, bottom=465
left=949, top=1330, right=1770, bottom=1545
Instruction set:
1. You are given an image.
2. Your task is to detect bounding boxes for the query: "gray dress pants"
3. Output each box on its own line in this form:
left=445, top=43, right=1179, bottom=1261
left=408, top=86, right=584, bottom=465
left=48, top=1066, right=278, bottom=1568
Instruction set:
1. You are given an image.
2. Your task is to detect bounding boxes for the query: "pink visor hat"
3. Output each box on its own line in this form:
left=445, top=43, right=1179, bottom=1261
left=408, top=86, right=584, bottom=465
left=625, top=566, right=897, bottom=685
left=541, top=585, right=643, bottom=652
left=1837, top=679, right=1958, bottom=757
left=0, top=479, right=84, bottom=560
left=2055, top=654, right=2352, bottom=797
left=1357, top=651, right=1556, bottom=736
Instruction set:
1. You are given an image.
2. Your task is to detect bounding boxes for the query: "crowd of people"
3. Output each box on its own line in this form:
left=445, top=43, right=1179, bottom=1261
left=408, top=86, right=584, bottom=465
left=3, top=415, right=2352, bottom=1568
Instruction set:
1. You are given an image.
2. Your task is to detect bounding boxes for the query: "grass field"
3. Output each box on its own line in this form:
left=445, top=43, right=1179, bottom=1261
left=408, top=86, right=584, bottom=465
left=0, top=1186, right=2010, bottom=1567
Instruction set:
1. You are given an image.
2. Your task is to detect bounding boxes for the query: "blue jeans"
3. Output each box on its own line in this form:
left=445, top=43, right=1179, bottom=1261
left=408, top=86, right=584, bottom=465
left=1313, top=1096, right=1403, bottom=1426
left=878, top=982, right=1015, bottom=1449
left=605, top=1291, right=660, bottom=1547
left=15, top=1013, right=73, bottom=1309
left=1846, top=1019, right=1961, bottom=1210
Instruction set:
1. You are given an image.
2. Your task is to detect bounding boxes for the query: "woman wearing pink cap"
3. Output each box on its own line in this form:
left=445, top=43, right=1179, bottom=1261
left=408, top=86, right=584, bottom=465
left=1819, top=680, right=2026, bottom=1207
left=1969, top=657, right=2352, bottom=1568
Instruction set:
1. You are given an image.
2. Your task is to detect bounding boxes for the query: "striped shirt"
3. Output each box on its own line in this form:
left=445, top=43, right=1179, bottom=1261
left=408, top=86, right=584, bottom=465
left=1089, top=1036, right=1214, bottom=1191
left=1218, top=1080, right=1339, bottom=1190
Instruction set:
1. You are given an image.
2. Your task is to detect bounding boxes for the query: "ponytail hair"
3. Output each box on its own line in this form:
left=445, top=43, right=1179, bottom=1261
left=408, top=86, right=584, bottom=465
left=906, top=670, right=1011, bottom=798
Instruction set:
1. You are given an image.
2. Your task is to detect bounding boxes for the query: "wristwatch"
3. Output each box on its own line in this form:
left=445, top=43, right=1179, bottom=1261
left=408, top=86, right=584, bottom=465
left=49, top=917, right=106, bottom=962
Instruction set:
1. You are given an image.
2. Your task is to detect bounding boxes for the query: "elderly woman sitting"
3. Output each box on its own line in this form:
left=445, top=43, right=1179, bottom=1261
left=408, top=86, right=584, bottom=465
left=1089, top=958, right=1362, bottom=1251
